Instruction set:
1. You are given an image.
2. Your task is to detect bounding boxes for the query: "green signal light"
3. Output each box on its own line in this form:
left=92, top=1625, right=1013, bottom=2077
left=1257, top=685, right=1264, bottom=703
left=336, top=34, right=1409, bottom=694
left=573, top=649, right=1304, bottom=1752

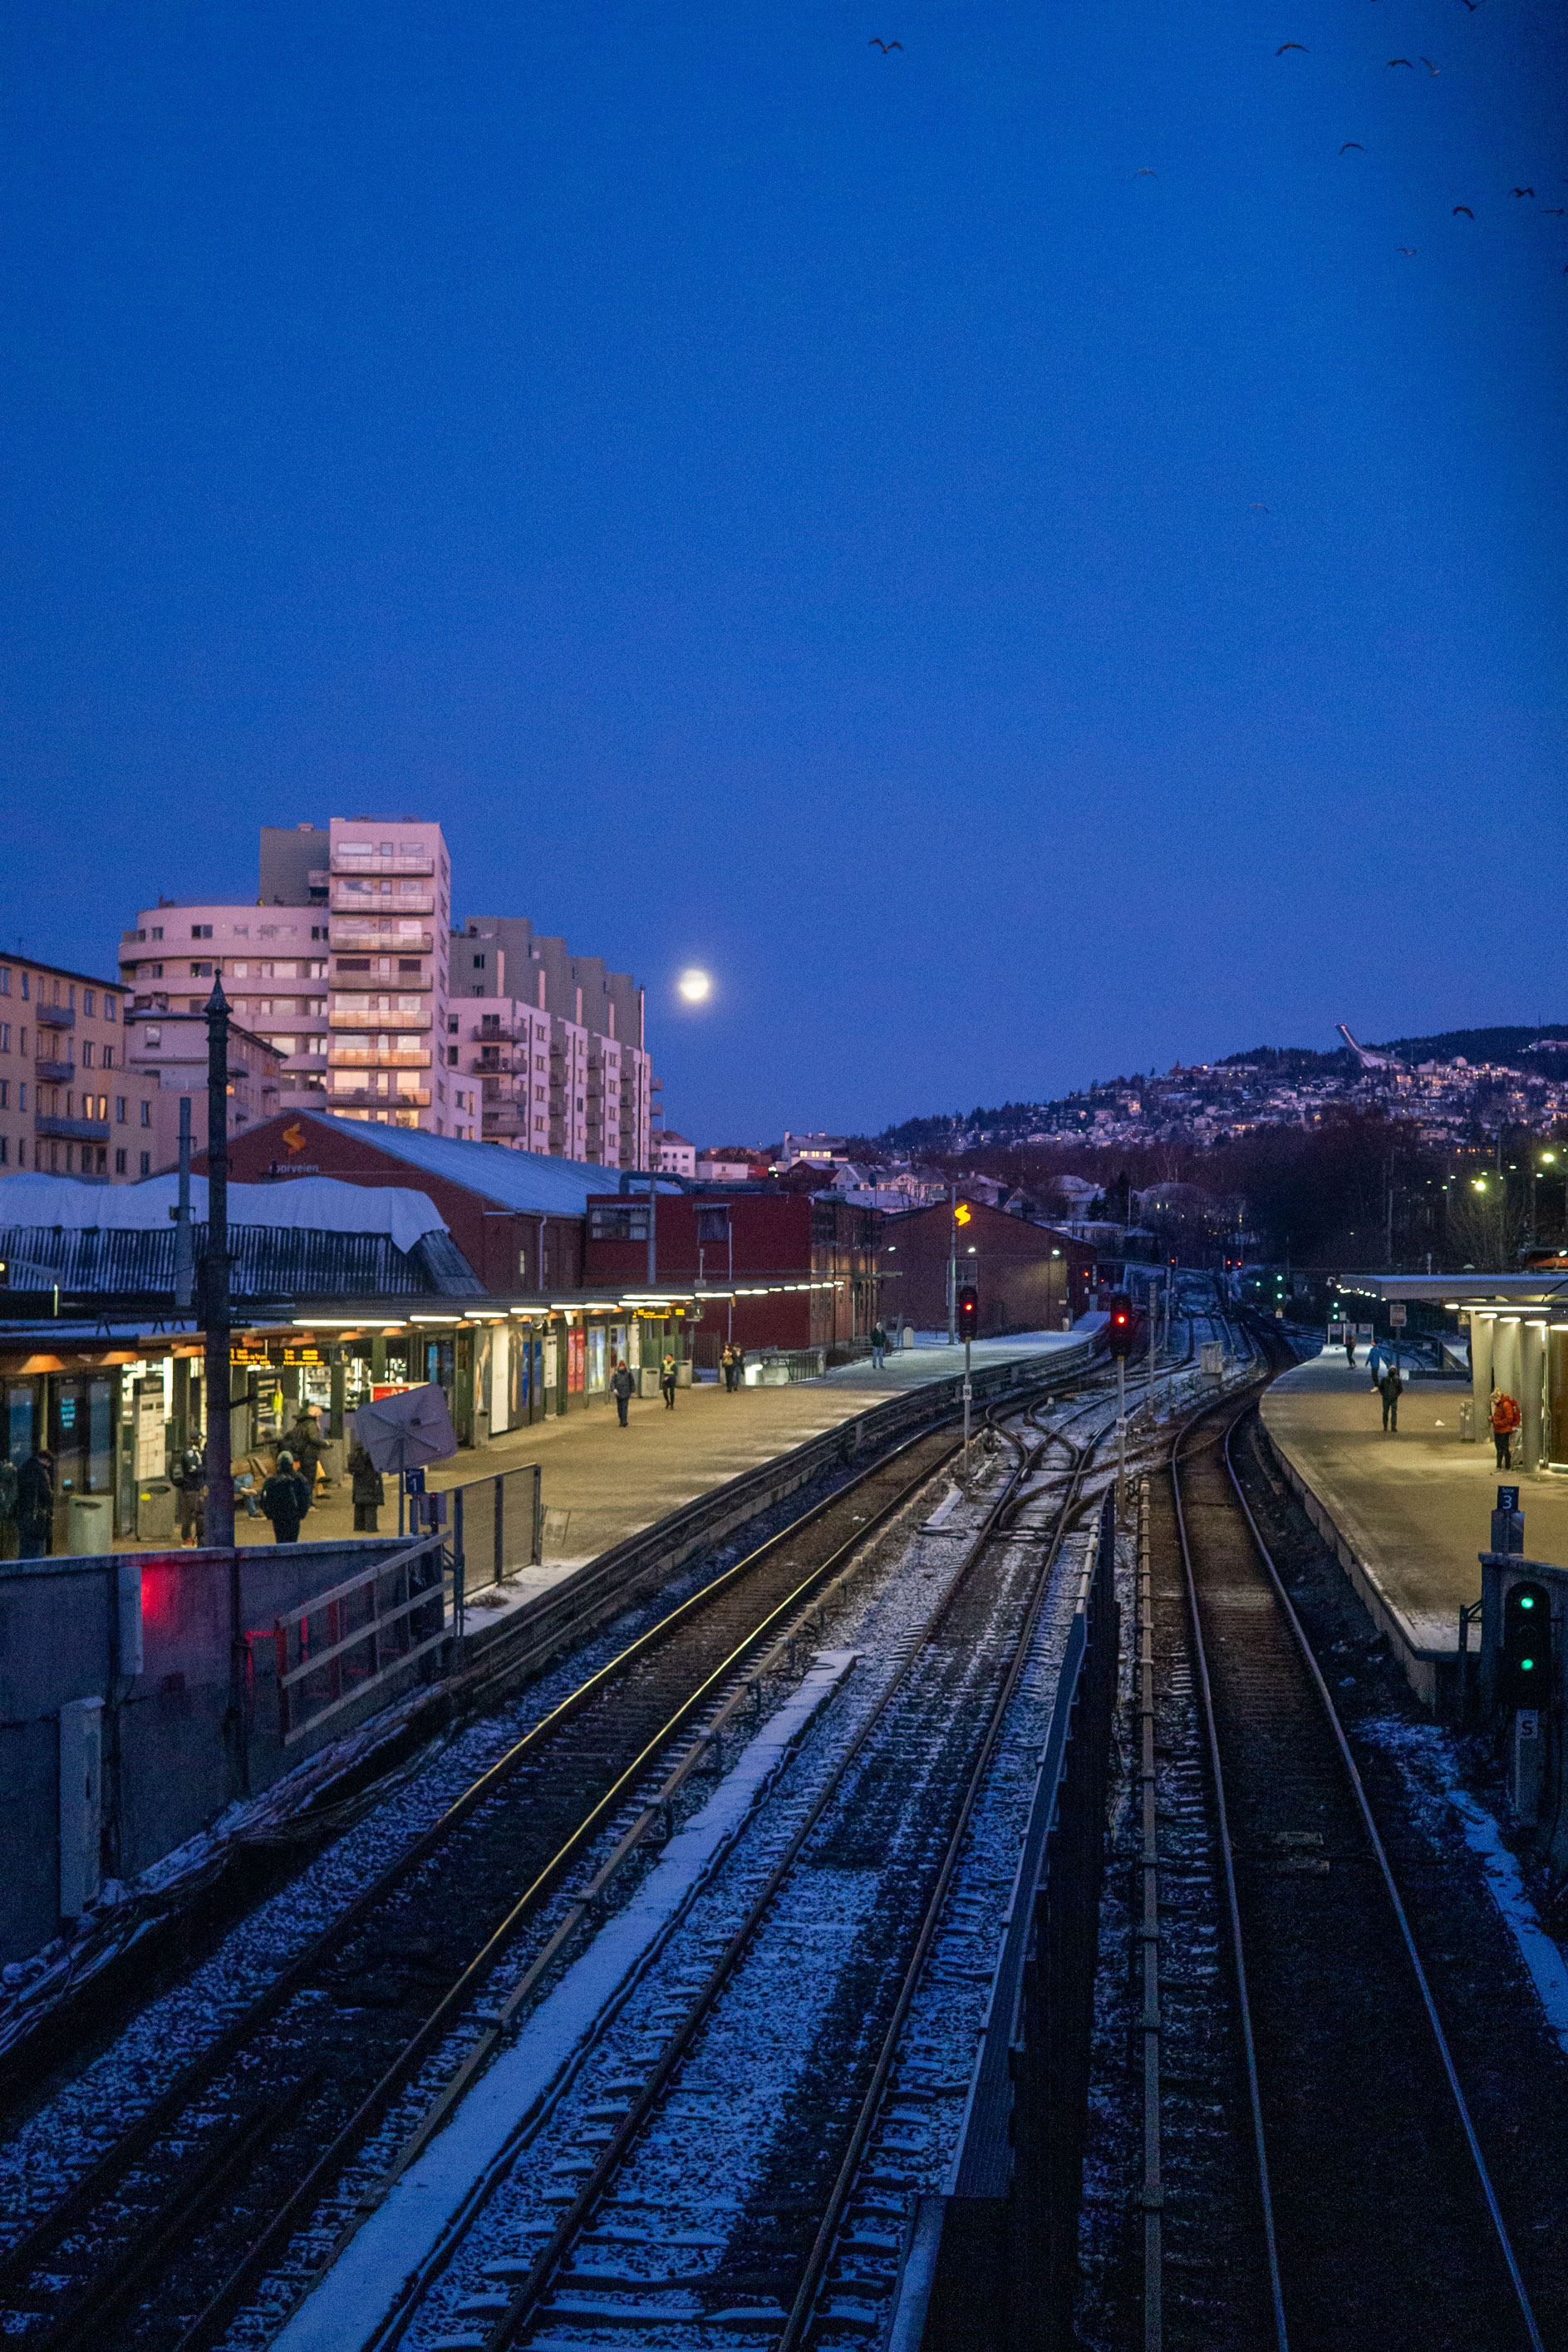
left=1521, top=1657, right=1536, bottom=1672
left=1521, top=1596, right=1535, bottom=1609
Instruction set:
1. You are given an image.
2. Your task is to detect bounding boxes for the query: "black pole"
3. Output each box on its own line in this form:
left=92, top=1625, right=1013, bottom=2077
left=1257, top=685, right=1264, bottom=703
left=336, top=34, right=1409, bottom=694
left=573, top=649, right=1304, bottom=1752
left=204, top=979, right=234, bottom=1548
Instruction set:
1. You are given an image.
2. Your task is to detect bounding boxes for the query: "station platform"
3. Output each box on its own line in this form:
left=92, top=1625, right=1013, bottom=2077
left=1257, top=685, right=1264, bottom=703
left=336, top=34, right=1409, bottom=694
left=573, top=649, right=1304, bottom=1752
left=186, top=1327, right=1094, bottom=1573
left=1260, top=1346, right=1568, bottom=1707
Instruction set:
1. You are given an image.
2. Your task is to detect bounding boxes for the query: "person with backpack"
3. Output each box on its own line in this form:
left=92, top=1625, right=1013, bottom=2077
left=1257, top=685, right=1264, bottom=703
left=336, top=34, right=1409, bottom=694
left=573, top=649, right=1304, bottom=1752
left=260, top=1449, right=312, bottom=1543
left=720, top=1343, right=742, bottom=1393
left=611, top=1360, right=637, bottom=1428
left=172, top=1439, right=207, bottom=1546
left=1490, top=1388, right=1521, bottom=1470
left=1377, top=1362, right=1403, bottom=1434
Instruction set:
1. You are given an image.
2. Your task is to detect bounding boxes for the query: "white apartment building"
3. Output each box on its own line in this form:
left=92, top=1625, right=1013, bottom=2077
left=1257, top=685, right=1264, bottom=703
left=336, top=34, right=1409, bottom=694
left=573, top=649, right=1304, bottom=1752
left=654, top=1131, right=697, bottom=1178
left=118, top=822, right=650, bottom=1160
left=450, top=918, right=656, bottom=1169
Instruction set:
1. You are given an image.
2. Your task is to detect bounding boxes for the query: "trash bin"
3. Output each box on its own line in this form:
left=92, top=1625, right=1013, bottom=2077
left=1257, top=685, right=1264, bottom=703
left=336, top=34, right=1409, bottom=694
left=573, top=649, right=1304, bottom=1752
left=638, top=1368, right=661, bottom=1400
left=66, top=1494, right=115, bottom=1556
left=676, top=1361, right=693, bottom=1387
left=136, top=1478, right=176, bottom=1543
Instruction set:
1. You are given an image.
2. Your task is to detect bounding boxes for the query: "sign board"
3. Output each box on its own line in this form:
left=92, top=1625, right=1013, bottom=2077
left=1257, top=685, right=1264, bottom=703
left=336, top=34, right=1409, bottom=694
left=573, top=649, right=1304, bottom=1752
left=403, top=1467, right=426, bottom=1497
left=1389, top=1303, right=1408, bottom=1327
left=1356, top=1322, right=1374, bottom=1338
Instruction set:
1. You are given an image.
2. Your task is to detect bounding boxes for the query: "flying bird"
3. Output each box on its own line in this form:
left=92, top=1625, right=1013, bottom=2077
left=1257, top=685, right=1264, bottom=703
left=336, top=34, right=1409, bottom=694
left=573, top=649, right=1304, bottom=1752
left=1397, top=245, right=1417, bottom=254
left=1340, top=141, right=1364, bottom=153
left=1250, top=504, right=1270, bottom=511
left=1543, top=207, right=1566, bottom=215
left=1386, top=57, right=1413, bottom=66
left=1135, top=167, right=1158, bottom=176
left=868, top=37, right=902, bottom=52
left=1277, top=42, right=1309, bottom=53
left=1421, top=57, right=1440, bottom=71
left=1511, top=188, right=1536, bottom=198
left=1453, top=204, right=1474, bottom=217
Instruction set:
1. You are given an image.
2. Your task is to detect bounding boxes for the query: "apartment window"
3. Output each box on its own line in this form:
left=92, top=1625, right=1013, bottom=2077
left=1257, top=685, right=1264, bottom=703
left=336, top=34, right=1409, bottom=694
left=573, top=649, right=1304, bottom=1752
left=140, top=1101, right=150, bottom=1127
left=81, top=1041, right=94, bottom=1070
left=67, top=984, right=75, bottom=1009
left=20, top=972, right=28, bottom=999
left=102, top=1045, right=113, bottom=1069
left=83, top=989, right=95, bottom=1015
left=0, top=1082, right=6, bottom=1109
left=150, top=927, right=163, bottom=942
left=0, top=1138, right=7, bottom=1165
left=0, top=1025, right=7, bottom=1051
left=448, top=1016, right=459, bottom=1034
left=145, top=1027, right=161, bottom=1047
left=144, top=964, right=162, bottom=979
left=105, top=994, right=116, bottom=1020
left=191, top=924, right=212, bottom=940
left=0, top=969, right=7, bottom=995
left=115, top=1148, right=126, bottom=1174
left=472, top=953, right=485, bottom=970
left=190, top=962, right=212, bottom=977
left=140, top=1152, right=151, bottom=1176
left=448, top=1046, right=459, bottom=1066
left=311, top=926, right=327, bottom=941
left=17, top=1084, right=25, bottom=1110
left=116, top=1097, right=127, bottom=1123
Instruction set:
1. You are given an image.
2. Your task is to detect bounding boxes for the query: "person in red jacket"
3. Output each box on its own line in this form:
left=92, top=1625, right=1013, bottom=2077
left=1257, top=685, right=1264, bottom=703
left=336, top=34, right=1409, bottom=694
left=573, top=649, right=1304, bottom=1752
left=1490, top=1388, right=1521, bottom=1470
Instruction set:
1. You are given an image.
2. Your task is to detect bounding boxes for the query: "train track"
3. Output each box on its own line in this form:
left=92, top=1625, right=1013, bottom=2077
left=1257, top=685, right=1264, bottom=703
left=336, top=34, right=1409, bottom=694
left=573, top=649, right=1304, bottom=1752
left=1143, top=1376, right=1545, bottom=2352
left=0, top=1361, right=1139, bottom=2352
left=273, top=1390, right=1106, bottom=2352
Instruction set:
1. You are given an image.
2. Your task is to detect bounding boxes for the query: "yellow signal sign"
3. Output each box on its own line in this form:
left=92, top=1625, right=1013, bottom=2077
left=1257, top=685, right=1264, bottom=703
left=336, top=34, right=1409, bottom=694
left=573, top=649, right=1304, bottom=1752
left=954, top=1202, right=972, bottom=1227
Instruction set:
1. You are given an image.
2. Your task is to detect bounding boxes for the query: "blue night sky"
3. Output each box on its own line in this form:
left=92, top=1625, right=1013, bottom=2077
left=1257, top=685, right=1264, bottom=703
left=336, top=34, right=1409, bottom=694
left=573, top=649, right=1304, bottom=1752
left=2, top=2, right=1564, bottom=1144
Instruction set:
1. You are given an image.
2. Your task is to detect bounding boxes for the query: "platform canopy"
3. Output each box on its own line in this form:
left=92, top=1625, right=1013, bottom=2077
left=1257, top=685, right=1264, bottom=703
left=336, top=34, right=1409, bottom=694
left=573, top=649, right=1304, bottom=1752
left=1344, top=1274, right=1568, bottom=1309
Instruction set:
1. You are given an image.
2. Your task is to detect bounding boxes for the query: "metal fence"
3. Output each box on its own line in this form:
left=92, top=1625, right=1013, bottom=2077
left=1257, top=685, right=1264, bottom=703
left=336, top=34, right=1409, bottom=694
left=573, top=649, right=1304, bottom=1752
left=450, top=1460, right=543, bottom=1602
left=274, top=1530, right=448, bottom=1748
left=745, top=1348, right=827, bottom=1385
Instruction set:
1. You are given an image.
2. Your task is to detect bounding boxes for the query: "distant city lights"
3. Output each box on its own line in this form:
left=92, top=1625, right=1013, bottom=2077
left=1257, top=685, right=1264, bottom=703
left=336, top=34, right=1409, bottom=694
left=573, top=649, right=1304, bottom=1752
left=677, top=968, right=712, bottom=1004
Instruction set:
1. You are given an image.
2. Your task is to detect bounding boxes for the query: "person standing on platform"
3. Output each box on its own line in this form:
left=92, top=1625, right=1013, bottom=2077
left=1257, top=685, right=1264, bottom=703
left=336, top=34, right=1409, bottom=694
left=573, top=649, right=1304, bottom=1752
left=870, top=1321, right=887, bottom=1371
left=1491, top=1387, right=1521, bottom=1469
left=347, top=1438, right=384, bottom=1532
left=1377, top=1363, right=1403, bottom=1434
left=261, top=1449, right=311, bottom=1543
left=173, top=1439, right=207, bottom=1546
left=15, top=1446, right=53, bottom=1559
left=661, top=1352, right=678, bottom=1410
left=720, top=1343, right=741, bottom=1393
left=612, top=1360, right=636, bottom=1427
left=1344, top=1331, right=1356, bottom=1369
left=287, top=1406, right=327, bottom=1495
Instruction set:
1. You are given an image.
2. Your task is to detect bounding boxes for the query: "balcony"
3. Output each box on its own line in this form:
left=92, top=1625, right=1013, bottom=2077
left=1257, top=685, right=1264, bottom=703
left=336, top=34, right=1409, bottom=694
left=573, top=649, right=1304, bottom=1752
left=331, top=851, right=435, bottom=878
left=36, top=1114, right=109, bottom=1143
left=327, top=1084, right=432, bottom=1108
left=328, top=1004, right=432, bottom=1031
left=35, top=1006, right=75, bottom=1031
left=328, top=1047, right=432, bottom=1070
left=330, top=923, right=434, bottom=953
left=330, top=882, right=435, bottom=915
left=332, top=964, right=431, bottom=989
left=35, top=1058, right=75, bottom=1084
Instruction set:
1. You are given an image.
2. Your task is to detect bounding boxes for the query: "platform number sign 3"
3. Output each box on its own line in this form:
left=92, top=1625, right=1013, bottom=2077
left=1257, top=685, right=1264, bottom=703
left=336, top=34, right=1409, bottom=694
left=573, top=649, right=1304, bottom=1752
left=1501, top=1582, right=1551, bottom=1710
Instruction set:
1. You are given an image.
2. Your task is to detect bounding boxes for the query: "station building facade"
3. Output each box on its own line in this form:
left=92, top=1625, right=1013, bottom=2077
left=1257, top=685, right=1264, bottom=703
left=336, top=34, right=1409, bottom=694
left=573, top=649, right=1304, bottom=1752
left=874, top=1196, right=1096, bottom=1336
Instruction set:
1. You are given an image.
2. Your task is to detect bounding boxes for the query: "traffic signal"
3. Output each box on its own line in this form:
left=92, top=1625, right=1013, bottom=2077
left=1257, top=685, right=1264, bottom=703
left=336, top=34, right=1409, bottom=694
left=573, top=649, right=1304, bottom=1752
left=956, top=1285, right=979, bottom=1341
left=1501, top=1581, right=1551, bottom=1710
left=1106, top=1292, right=1133, bottom=1357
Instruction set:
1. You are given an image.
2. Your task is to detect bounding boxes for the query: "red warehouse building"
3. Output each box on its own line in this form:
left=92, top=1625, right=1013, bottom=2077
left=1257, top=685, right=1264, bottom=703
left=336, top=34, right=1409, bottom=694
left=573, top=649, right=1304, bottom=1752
left=583, top=1187, right=882, bottom=1361
left=878, top=1198, right=1095, bottom=1336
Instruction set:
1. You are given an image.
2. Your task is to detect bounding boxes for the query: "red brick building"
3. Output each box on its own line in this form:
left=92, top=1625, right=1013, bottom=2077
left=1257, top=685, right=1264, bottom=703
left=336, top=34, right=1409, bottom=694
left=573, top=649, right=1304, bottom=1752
left=878, top=1198, right=1094, bottom=1336
left=583, top=1187, right=881, bottom=1356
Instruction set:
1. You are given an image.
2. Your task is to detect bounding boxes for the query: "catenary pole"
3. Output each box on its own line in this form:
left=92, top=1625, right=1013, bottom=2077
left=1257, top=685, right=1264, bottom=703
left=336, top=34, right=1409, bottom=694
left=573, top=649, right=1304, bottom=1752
left=203, top=981, right=233, bottom=1548
left=947, top=1184, right=956, bottom=1345
left=174, top=1095, right=194, bottom=1311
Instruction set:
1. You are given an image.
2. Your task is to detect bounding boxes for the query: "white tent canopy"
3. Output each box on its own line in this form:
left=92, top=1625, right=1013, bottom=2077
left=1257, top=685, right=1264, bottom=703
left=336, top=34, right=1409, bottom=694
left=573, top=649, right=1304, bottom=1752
left=0, top=1172, right=449, bottom=1258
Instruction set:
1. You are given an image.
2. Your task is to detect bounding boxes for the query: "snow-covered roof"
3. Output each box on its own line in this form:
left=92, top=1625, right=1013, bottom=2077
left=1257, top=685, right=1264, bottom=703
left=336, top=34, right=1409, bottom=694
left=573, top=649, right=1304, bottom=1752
left=278, top=1113, right=681, bottom=1214
left=0, top=1171, right=447, bottom=1257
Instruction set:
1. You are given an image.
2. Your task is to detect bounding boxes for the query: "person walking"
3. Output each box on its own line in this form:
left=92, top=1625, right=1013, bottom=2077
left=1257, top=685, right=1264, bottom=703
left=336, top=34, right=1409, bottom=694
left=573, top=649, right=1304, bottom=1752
left=1344, top=1331, right=1356, bottom=1368
left=172, top=1439, right=207, bottom=1546
left=870, top=1321, right=887, bottom=1371
left=661, top=1352, right=678, bottom=1410
left=1490, top=1387, right=1521, bottom=1470
left=260, top=1449, right=312, bottom=1544
left=1377, top=1363, right=1403, bottom=1434
left=15, top=1445, right=53, bottom=1559
left=611, top=1359, right=637, bottom=1428
left=347, top=1437, right=384, bottom=1533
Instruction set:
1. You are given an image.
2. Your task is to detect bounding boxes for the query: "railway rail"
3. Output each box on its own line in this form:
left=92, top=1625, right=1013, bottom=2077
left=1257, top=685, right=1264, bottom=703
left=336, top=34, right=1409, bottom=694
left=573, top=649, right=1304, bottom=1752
left=0, top=1350, right=1167, bottom=2352
left=283, top=1389, right=1112, bottom=2352
left=1144, top=1368, right=1546, bottom=2352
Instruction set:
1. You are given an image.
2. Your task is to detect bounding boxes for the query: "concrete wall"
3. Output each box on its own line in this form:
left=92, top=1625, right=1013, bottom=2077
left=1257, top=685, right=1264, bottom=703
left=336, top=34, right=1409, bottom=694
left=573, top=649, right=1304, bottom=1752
left=0, top=1534, right=444, bottom=1963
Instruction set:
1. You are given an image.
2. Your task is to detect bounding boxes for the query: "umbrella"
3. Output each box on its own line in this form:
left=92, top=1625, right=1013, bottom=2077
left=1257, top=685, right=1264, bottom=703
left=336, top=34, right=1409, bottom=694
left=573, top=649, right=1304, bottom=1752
left=353, top=1385, right=457, bottom=1534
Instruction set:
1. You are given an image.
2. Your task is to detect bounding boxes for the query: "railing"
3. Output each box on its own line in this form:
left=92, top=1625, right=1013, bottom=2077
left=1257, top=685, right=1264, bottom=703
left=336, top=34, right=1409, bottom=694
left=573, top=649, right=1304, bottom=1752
left=331, top=924, right=434, bottom=952
left=328, top=1048, right=432, bottom=1069
left=327, top=1084, right=432, bottom=1108
left=331, top=851, right=435, bottom=876
left=36, top=1114, right=110, bottom=1143
left=745, top=1347, right=827, bottom=1385
left=449, top=1462, right=544, bottom=1604
left=274, top=1531, right=448, bottom=1747
left=328, top=1005, right=432, bottom=1029
left=36, top=1006, right=76, bottom=1031
left=35, top=1059, right=75, bottom=1084
left=331, top=883, right=435, bottom=914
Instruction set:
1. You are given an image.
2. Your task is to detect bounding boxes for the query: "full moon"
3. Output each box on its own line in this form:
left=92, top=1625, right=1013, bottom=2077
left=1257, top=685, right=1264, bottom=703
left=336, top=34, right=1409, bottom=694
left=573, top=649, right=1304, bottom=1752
left=677, top=968, right=712, bottom=1004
